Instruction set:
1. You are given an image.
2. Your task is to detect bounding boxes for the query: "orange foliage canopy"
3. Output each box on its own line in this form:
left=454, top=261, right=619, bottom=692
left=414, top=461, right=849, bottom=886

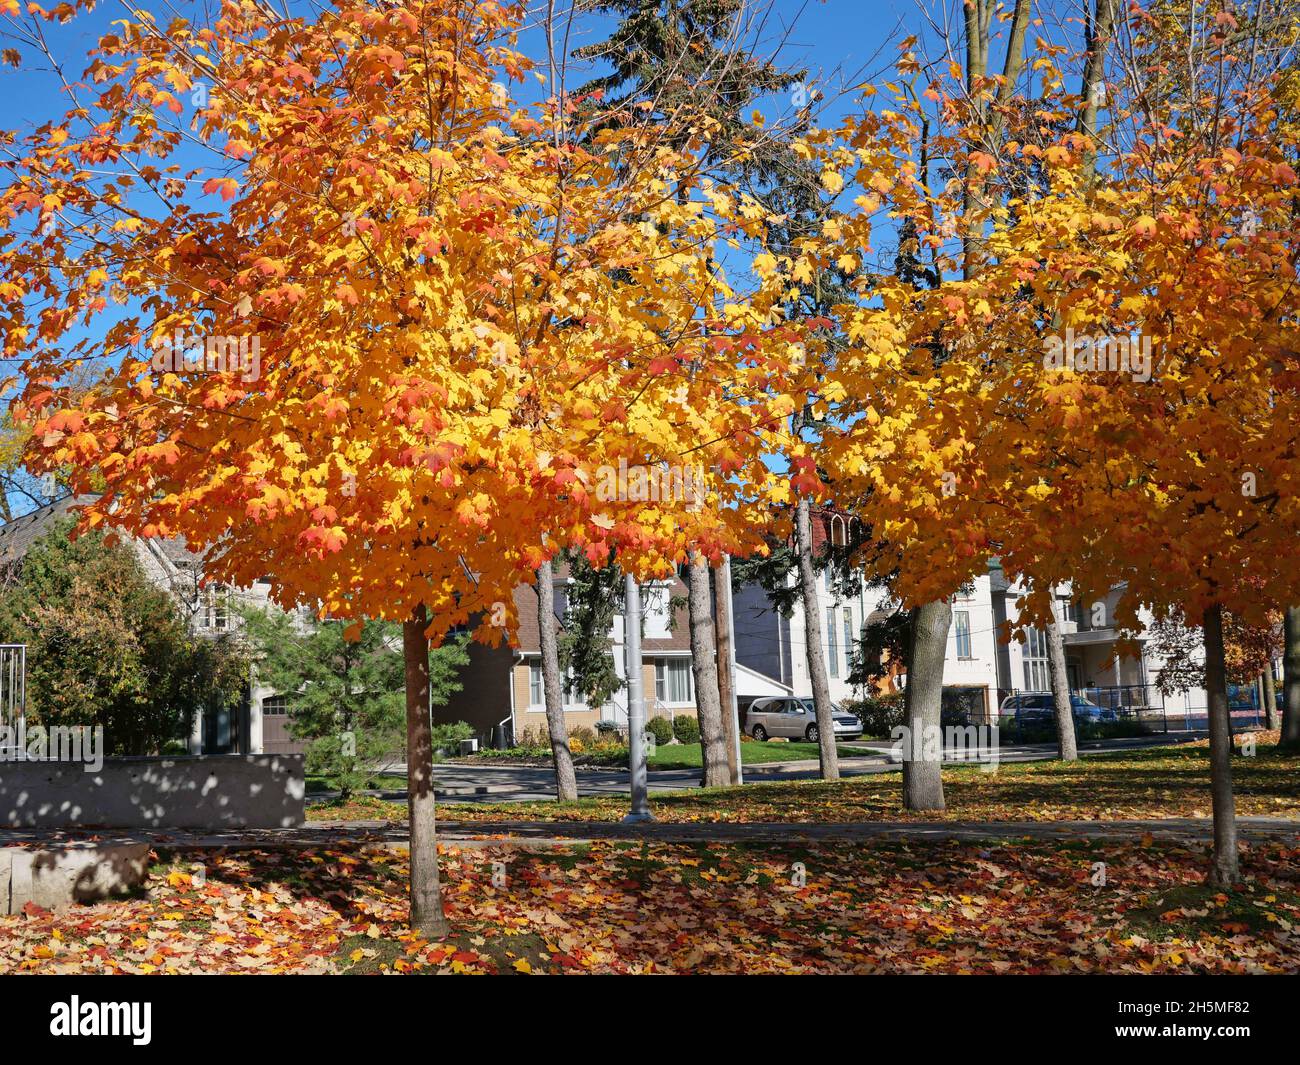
left=2, top=0, right=795, bottom=642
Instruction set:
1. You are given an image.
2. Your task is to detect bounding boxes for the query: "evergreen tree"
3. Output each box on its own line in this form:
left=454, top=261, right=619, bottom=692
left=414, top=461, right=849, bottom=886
left=0, top=518, right=247, bottom=755
left=240, top=608, right=467, bottom=801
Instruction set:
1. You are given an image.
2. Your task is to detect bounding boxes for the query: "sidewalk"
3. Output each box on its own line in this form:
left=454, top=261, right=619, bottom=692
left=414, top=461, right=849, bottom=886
left=3, top=815, right=1297, bottom=851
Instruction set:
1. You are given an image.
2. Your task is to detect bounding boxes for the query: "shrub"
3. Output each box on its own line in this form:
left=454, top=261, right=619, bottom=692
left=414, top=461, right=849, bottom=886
left=647, top=716, right=674, bottom=746
left=672, top=714, right=700, bottom=744
left=430, top=720, right=475, bottom=754
left=595, top=719, right=622, bottom=736
left=591, top=729, right=624, bottom=751
left=567, top=725, right=597, bottom=748
left=845, top=692, right=905, bottom=738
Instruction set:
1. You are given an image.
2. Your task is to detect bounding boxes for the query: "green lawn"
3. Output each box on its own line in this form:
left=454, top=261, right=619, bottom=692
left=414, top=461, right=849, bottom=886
left=647, top=739, right=876, bottom=769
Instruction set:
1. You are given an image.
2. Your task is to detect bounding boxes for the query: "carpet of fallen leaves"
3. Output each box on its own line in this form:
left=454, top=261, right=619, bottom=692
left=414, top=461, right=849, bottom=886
left=3, top=836, right=1298, bottom=974
left=310, top=739, right=1300, bottom=826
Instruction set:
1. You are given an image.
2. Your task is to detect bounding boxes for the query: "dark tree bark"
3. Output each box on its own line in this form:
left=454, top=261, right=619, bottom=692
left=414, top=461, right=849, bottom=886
left=403, top=605, right=450, bottom=938
left=903, top=598, right=951, bottom=811
left=536, top=559, right=578, bottom=801
left=1282, top=607, right=1300, bottom=750
left=686, top=552, right=728, bottom=787
left=1078, top=0, right=1118, bottom=183
left=795, top=495, right=839, bottom=780
left=1203, top=603, right=1239, bottom=888
left=1262, top=666, right=1279, bottom=731
left=1045, top=596, right=1078, bottom=761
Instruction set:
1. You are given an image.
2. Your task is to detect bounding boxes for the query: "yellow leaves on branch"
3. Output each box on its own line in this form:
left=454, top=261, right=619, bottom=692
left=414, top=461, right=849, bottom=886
left=788, top=49, right=1300, bottom=623
left=10, top=0, right=1300, bottom=641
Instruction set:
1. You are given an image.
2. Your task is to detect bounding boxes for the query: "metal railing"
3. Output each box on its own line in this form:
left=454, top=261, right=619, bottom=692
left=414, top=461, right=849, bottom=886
left=1076, top=683, right=1163, bottom=714
left=0, top=644, right=26, bottom=756
left=985, top=682, right=1274, bottom=737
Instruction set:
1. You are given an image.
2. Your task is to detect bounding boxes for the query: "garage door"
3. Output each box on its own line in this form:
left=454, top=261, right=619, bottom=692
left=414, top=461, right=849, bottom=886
left=260, top=696, right=308, bottom=755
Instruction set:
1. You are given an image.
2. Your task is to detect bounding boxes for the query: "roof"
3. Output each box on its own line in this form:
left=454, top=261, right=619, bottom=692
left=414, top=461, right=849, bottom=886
left=0, top=494, right=201, bottom=569
left=0, top=494, right=100, bottom=566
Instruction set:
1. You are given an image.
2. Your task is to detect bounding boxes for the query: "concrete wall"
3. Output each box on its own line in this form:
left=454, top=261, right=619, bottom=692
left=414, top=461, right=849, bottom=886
left=0, top=754, right=304, bottom=830
left=2, top=841, right=150, bottom=913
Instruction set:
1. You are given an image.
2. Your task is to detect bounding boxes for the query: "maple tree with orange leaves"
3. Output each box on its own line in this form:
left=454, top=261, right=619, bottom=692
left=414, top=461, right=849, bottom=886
left=772, top=4, right=1300, bottom=885
left=1, top=0, right=799, bottom=932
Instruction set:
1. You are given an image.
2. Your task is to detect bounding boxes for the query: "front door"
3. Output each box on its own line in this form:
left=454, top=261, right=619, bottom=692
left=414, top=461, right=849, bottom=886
left=1067, top=660, right=1083, bottom=692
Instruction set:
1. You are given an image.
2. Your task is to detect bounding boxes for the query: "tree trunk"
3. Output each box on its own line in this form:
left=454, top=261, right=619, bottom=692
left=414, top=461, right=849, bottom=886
left=1203, top=603, right=1239, bottom=888
left=794, top=495, right=838, bottom=780
left=1078, top=0, right=1117, bottom=183
left=1045, top=596, right=1078, bottom=761
left=1282, top=607, right=1300, bottom=750
left=1262, top=665, right=1279, bottom=731
left=403, top=605, right=451, bottom=938
left=536, top=559, right=578, bottom=801
left=903, top=598, right=951, bottom=811
left=715, top=555, right=740, bottom=784
left=686, top=552, right=728, bottom=787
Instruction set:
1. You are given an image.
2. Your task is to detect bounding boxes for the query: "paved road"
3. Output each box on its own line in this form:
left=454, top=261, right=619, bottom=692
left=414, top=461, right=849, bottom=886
left=327, top=732, right=1207, bottom=805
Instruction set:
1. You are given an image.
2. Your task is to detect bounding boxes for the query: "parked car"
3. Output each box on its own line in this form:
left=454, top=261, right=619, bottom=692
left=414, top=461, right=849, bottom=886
left=997, top=691, right=1117, bottom=727
left=1227, top=683, right=1260, bottom=713
left=746, top=696, right=863, bottom=742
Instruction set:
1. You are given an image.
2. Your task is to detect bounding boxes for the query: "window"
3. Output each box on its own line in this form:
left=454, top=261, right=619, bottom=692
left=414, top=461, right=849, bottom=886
left=654, top=658, right=693, bottom=704
left=1022, top=626, right=1051, bottom=690
left=842, top=608, right=855, bottom=674
left=528, top=661, right=586, bottom=709
left=826, top=606, right=839, bottom=678
left=642, top=585, right=672, bottom=639
left=955, top=611, right=972, bottom=659
left=203, top=584, right=231, bottom=631
left=529, top=661, right=543, bottom=706
left=261, top=696, right=288, bottom=716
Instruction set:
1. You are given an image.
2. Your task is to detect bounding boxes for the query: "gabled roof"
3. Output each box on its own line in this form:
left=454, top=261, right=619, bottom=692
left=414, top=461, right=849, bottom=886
left=0, top=494, right=99, bottom=566
left=0, top=494, right=200, bottom=569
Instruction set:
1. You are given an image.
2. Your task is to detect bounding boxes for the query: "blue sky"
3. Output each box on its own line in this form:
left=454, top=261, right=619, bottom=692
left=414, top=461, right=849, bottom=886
left=0, top=1, right=911, bottom=134
left=0, top=1, right=956, bottom=515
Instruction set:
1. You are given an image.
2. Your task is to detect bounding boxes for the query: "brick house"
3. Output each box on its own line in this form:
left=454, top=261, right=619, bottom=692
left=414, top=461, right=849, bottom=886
left=440, top=568, right=702, bottom=742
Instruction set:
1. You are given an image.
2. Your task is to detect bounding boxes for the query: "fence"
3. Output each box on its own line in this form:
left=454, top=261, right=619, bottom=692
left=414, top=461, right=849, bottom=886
left=987, top=681, right=1267, bottom=738
left=0, top=644, right=24, bottom=756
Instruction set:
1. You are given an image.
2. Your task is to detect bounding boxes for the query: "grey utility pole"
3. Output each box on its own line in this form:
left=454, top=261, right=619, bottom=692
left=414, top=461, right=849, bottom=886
left=623, top=574, right=653, bottom=822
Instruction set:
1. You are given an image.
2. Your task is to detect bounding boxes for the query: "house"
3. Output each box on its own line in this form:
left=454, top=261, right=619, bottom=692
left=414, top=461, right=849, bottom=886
left=441, top=568, right=698, bottom=741
left=729, top=507, right=1209, bottom=726
left=0, top=495, right=297, bottom=755
left=730, top=508, right=878, bottom=708
left=438, top=558, right=799, bottom=744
